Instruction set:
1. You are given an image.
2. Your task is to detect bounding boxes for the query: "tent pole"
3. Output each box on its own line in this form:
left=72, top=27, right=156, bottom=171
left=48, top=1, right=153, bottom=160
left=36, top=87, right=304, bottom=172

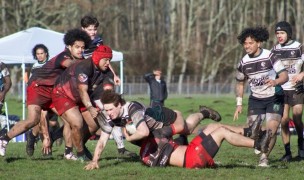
left=120, top=60, right=124, bottom=94
left=22, top=63, right=25, bottom=142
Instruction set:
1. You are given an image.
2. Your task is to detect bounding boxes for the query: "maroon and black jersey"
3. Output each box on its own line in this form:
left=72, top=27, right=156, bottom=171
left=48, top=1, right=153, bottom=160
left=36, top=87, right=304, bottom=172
left=28, top=49, right=79, bottom=86
left=54, top=57, right=110, bottom=103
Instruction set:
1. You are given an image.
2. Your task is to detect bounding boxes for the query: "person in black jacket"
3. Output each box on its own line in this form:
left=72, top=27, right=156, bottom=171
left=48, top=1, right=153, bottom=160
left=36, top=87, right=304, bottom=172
left=144, top=68, right=168, bottom=107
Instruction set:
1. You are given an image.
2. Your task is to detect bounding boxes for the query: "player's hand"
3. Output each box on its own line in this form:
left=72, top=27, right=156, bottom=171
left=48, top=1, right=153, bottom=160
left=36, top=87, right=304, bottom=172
left=113, top=75, right=121, bottom=86
left=84, top=161, right=99, bottom=170
left=41, top=138, right=51, bottom=155
left=233, top=105, right=242, bottom=121
left=291, top=74, right=304, bottom=84
left=122, top=127, right=131, bottom=141
left=265, top=79, right=277, bottom=87
left=88, top=106, right=98, bottom=119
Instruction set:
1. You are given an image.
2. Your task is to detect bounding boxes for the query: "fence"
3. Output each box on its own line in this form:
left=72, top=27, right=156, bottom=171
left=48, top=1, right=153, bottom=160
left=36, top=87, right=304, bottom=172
left=11, top=75, right=251, bottom=98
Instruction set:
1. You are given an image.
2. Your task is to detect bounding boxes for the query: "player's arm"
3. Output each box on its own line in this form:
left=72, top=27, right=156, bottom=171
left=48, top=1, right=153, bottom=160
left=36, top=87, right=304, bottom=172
left=233, top=65, right=246, bottom=121
left=84, top=130, right=110, bottom=170
left=78, top=83, right=98, bottom=119
left=125, top=121, right=149, bottom=142
left=108, top=64, right=120, bottom=86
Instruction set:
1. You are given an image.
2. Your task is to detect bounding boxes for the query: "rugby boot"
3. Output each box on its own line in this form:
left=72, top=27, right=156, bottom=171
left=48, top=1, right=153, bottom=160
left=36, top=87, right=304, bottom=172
left=279, top=153, right=292, bottom=162
left=199, top=105, right=221, bottom=122
left=64, top=152, right=78, bottom=161
left=118, top=148, right=137, bottom=158
left=258, top=155, right=269, bottom=167
left=77, top=154, right=90, bottom=163
left=0, top=138, right=8, bottom=156
left=248, top=115, right=263, bottom=140
left=26, top=130, right=36, bottom=156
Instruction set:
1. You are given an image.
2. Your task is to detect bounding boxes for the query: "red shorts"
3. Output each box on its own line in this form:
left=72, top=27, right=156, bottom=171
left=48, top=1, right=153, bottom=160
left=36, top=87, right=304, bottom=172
left=27, top=83, right=53, bottom=110
left=52, top=86, right=77, bottom=115
left=184, top=134, right=215, bottom=169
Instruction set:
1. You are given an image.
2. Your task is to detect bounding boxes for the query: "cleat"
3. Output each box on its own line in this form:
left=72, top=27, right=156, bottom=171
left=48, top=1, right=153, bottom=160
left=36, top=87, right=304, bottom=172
left=258, top=156, right=269, bottom=167
left=199, top=105, right=221, bottom=122
left=279, top=154, right=292, bottom=162
left=64, top=152, right=78, bottom=161
left=248, top=115, right=263, bottom=140
left=254, top=149, right=261, bottom=155
left=84, top=146, right=93, bottom=160
left=26, top=131, right=36, bottom=156
left=0, top=139, right=8, bottom=156
left=118, top=148, right=137, bottom=158
left=298, top=149, right=304, bottom=158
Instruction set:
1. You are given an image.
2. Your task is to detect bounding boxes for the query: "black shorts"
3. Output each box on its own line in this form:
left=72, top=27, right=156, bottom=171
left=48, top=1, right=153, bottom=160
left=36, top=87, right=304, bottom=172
left=284, top=90, right=304, bottom=106
left=248, top=94, right=284, bottom=116
left=145, top=105, right=177, bottom=126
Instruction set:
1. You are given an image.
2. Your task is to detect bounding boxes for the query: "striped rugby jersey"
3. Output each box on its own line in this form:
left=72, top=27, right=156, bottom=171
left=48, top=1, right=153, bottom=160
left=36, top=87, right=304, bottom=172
left=236, top=48, right=286, bottom=98
left=271, top=41, right=304, bottom=90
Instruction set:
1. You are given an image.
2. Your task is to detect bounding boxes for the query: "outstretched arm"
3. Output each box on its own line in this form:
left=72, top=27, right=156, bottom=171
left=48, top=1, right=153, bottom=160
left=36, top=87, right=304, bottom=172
left=84, top=130, right=110, bottom=170
left=108, top=64, right=121, bottom=86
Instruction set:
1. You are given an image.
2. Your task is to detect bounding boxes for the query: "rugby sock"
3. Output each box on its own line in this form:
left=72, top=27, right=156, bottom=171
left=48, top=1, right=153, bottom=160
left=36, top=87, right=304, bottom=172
left=64, top=146, right=73, bottom=155
left=298, top=138, right=304, bottom=150
left=0, top=134, right=10, bottom=141
left=284, top=143, right=291, bottom=155
left=200, top=109, right=210, bottom=118
left=243, top=127, right=251, bottom=137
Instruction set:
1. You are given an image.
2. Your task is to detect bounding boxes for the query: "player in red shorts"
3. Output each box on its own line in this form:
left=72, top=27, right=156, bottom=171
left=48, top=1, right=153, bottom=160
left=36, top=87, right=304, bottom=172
left=138, top=121, right=272, bottom=168
left=0, top=29, right=91, bottom=157
left=52, top=45, right=114, bottom=161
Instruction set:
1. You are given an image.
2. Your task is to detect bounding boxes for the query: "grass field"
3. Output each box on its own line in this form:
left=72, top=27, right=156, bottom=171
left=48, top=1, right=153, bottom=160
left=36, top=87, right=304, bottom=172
left=1, top=95, right=304, bottom=179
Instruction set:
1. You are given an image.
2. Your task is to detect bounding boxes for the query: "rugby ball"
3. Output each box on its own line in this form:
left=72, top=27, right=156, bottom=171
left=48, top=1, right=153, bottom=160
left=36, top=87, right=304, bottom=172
left=125, top=123, right=136, bottom=135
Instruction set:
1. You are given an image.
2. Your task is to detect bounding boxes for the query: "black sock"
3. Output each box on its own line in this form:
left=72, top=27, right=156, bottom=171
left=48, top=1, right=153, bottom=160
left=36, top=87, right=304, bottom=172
left=64, top=146, right=73, bottom=154
left=243, top=128, right=251, bottom=137
left=284, top=143, right=291, bottom=155
left=298, top=137, right=304, bottom=150
left=200, top=110, right=210, bottom=118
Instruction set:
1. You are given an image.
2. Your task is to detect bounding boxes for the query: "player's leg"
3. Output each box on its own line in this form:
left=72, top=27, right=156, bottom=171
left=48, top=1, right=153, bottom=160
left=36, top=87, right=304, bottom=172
left=292, top=103, right=304, bottom=157
left=61, top=107, right=86, bottom=161
left=184, top=106, right=221, bottom=135
left=280, top=104, right=291, bottom=161
left=0, top=104, right=41, bottom=156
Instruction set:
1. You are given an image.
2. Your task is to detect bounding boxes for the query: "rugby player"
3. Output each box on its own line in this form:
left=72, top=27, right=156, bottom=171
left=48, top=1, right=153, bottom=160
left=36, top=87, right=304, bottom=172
left=271, top=21, right=304, bottom=161
left=233, top=26, right=288, bottom=167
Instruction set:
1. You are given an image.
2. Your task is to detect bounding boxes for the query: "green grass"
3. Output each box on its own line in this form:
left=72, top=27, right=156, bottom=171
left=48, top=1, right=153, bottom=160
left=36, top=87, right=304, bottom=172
left=1, top=95, right=304, bottom=179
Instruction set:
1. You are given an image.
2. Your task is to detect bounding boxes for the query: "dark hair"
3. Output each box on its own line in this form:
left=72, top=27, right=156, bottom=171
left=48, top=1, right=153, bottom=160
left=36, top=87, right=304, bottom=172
left=100, top=90, right=126, bottom=107
left=32, top=44, right=49, bottom=60
left=63, top=28, right=91, bottom=49
left=237, top=27, right=269, bottom=44
left=81, top=15, right=99, bottom=28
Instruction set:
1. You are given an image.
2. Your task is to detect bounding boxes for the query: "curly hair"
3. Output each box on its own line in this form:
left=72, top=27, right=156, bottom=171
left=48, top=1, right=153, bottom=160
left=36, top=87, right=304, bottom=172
left=100, top=90, right=126, bottom=107
left=63, top=28, right=91, bottom=49
left=81, top=15, right=99, bottom=28
left=32, top=44, right=49, bottom=60
left=237, top=27, right=269, bottom=44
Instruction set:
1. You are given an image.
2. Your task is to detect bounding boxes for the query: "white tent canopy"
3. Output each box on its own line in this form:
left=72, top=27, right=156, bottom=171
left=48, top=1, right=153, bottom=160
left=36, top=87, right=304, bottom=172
left=0, top=27, right=124, bottom=120
left=0, top=27, right=123, bottom=63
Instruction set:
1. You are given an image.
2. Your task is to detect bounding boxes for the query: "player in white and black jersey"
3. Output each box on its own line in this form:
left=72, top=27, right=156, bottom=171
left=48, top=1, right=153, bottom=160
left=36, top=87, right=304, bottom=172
left=272, top=21, right=304, bottom=161
left=233, top=27, right=288, bottom=167
left=84, top=90, right=221, bottom=170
